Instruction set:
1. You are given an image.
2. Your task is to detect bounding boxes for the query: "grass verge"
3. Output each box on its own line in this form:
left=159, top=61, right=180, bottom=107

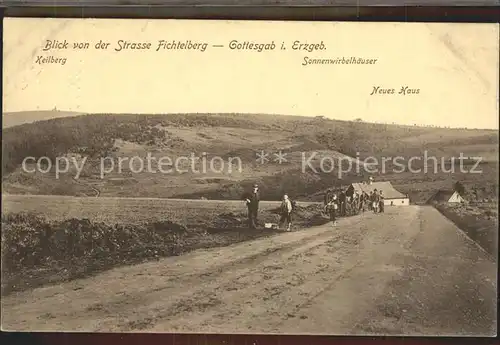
left=1, top=204, right=328, bottom=295
left=433, top=202, right=498, bottom=257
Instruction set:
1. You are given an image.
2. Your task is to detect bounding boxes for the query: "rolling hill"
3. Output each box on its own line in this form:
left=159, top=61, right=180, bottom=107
left=2, top=112, right=498, bottom=202
left=2, top=110, right=85, bottom=129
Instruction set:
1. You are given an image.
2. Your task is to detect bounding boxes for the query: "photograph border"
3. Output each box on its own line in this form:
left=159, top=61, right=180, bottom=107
left=1, top=3, right=499, bottom=345
left=0, top=5, right=499, bottom=22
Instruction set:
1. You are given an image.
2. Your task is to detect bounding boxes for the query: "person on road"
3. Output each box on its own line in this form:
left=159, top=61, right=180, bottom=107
left=324, top=189, right=332, bottom=207
left=347, top=195, right=354, bottom=216
left=353, top=192, right=359, bottom=215
left=327, top=193, right=338, bottom=226
left=339, top=191, right=346, bottom=217
left=358, top=192, right=365, bottom=213
left=243, top=184, right=260, bottom=229
left=368, top=191, right=374, bottom=211
left=359, top=192, right=364, bottom=213
left=379, top=191, right=385, bottom=213
left=372, top=189, right=380, bottom=213
left=279, top=194, right=293, bottom=231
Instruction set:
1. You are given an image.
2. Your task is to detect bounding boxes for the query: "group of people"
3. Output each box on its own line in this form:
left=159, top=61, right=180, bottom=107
left=243, top=184, right=294, bottom=231
left=324, top=188, right=385, bottom=225
left=242, top=184, right=386, bottom=231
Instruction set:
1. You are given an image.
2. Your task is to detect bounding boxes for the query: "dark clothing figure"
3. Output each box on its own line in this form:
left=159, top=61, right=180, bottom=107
left=339, top=192, right=346, bottom=217
left=326, top=197, right=338, bottom=224
left=352, top=195, right=359, bottom=215
left=345, top=197, right=351, bottom=216
left=279, top=212, right=292, bottom=227
left=330, top=207, right=336, bottom=222
left=328, top=202, right=337, bottom=222
left=339, top=191, right=345, bottom=204
left=368, top=192, right=375, bottom=211
left=372, top=191, right=380, bottom=213
left=379, top=194, right=385, bottom=213
left=243, top=189, right=260, bottom=228
left=324, top=190, right=332, bottom=206
left=248, top=207, right=258, bottom=228
left=359, top=194, right=365, bottom=212
left=247, top=190, right=260, bottom=208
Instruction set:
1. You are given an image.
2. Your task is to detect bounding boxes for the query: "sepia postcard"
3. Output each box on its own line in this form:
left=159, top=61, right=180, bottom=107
left=1, top=18, right=498, bottom=335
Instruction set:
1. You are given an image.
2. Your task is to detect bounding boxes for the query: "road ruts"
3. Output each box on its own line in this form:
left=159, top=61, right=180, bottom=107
left=1, top=206, right=496, bottom=335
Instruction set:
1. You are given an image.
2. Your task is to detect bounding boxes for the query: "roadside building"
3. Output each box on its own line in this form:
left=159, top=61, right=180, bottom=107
left=426, top=190, right=466, bottom=204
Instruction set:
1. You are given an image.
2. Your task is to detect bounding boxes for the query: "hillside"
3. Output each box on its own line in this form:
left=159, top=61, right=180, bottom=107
left=2, top=110, right=85, bottom=129
left=2, top=113, right=498, bottom=202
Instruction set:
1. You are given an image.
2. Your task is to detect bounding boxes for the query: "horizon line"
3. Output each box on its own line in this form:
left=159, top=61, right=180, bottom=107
left=3, top=109, right=499, bottom=131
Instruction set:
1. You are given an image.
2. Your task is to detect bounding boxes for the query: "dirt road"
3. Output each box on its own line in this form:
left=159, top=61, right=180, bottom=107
left=1, top=206, right=496, bottom=335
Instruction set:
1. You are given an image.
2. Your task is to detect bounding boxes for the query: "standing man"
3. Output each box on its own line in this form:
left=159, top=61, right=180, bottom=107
left=353, top=192, right=359, bottom=215
left=244, top=184, right=260, bottom=229
left=327, top=193, right=338, bottom=226
left=339, top=190, right=346, bottom=217
left=379, top=191, right=385, bottom=213
left=372, top=189, right=380, bottom=213
left=279, top=193, right=293, bottom=231
left=368, top=191, right=374, bottom=211
left=324, top=189, right=332, bottom=207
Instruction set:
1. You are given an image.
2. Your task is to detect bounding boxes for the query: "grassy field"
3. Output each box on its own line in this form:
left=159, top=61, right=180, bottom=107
left=1, top=195, right=328, bottom=295
left=433, top=202, right=498, bottom=257
left=2, top=195, right=321, bottom=226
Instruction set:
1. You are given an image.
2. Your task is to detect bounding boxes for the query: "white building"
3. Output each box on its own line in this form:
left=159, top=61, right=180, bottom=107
left=427, top=190, right=466, bottom=204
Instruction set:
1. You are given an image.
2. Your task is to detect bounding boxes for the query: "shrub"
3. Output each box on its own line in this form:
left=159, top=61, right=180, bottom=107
left=1, top=213, right=188, bottom=275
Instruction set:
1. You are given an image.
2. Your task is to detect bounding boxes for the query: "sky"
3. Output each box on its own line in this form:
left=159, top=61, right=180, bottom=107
left=3, top=19, right=499, bottom=129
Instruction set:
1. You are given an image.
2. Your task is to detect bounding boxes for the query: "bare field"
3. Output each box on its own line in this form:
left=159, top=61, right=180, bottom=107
left=1, top=195, right=327, bottom=295
left=2, top=194, right=320, bottom=226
